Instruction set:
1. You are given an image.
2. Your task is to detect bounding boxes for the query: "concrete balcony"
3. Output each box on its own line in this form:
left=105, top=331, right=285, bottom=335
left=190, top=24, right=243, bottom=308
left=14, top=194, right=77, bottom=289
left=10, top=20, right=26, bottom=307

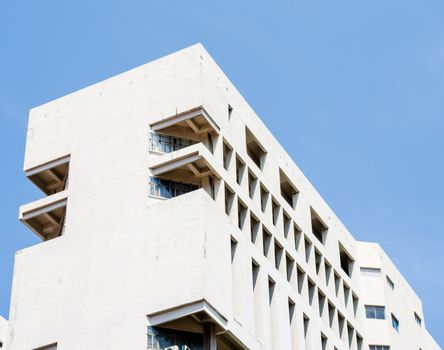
left=19, top=190, right=67, bottom=241
left=149, top=143, right=222, bottom=187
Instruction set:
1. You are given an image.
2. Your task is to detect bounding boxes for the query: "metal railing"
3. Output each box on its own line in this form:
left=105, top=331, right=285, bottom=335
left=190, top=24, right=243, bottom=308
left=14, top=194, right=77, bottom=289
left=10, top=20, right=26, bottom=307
left=149, top=132, right=195, bottom=153
left=149, top=177, right=199, bottom=199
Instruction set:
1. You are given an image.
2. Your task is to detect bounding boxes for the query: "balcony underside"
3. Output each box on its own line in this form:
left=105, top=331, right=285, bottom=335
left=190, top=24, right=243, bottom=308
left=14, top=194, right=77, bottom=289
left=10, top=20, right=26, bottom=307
left=25, top=155, right=70, bottom=195
left=149, top=144, right=220, bottom=187
left=19, top=192, right=67, bottom=241
left=150, top=107, right=220, bottom=137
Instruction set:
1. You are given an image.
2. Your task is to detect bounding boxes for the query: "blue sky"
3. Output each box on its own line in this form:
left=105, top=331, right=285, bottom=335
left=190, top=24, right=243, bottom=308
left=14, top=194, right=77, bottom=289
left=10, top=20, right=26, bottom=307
left=0, top=0, right=443, bottom=346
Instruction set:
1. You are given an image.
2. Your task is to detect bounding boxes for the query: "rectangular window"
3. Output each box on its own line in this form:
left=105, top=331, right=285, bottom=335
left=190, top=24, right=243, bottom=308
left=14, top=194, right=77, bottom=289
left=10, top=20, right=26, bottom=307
left=360, top=267, right=381, bottom=277
left=365, top=305, right=385, bottom=320
left=339, top=243, right=354, bottom=277
left=391, top=314, right=399, bottom=332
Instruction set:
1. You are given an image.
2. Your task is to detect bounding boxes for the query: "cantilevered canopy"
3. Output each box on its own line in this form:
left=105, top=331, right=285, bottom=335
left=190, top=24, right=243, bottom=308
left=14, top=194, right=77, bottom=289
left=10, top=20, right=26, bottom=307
left=19, top=193, right=67, bottom=241
left=150, top=107, right=220, bottom=136
left=149, top=144, right=221, bottom=186
left=26, top=155, right=70, bottom=195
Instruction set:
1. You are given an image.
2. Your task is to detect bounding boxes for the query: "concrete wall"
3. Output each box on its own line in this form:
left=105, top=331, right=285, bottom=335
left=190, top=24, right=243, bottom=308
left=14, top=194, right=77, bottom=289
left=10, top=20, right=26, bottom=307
left=0, top=316, right=7, bottom=348
left=7, top=43, right=440, bottom=349
left=358, top=242, right=441, bottom=350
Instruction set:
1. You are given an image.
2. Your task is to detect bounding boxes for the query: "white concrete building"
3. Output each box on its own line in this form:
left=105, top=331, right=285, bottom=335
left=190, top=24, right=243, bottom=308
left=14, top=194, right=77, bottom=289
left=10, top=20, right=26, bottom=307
left=4, top=44, right=440, bottom=350
left=0, top=316, right=7, bottom=349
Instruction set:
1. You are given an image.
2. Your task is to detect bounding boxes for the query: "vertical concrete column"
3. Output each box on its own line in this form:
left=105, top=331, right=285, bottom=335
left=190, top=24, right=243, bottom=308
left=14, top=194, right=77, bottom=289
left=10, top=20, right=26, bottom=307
left=203, top=323, right=217, bottom=350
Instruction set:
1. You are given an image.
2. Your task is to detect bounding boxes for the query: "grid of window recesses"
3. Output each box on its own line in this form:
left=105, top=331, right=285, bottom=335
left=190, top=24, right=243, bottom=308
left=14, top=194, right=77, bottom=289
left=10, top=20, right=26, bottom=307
left=222, top=132, right=361, bottom=348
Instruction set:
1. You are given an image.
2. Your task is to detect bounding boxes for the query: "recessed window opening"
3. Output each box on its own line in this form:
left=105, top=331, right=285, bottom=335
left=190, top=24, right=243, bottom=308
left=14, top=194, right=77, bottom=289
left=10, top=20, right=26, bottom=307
left=237, top=199, right=247, bottom=230
left=294, top=224, right=302, bottom=251
left=315, top=249, right=322, bottom=275
left=286, top=253, right=295, bottom=283
left=391, top=314, right=399, bottom=332
left=338, top=312, right=345, bottom=338
left=414, top=312, right=422, bottom=326
left=235, top=156, right=246, bottom=185
left=263, top=227, right=273, bottom=259
left=305, top=238, right=312, bottom=263
left=318, top=290, right=326, bottom=316
left=223, top=141, right=233, bottom=171
left=272, top=198, right=280, bottom=226
left=297, top=266, right=306, bottom=294
left=268, top=277, right=276, bottom=304
left=311, top=208, right=328, bottom=244
left=228, top=104, right=233, bottom=120
left=231, top=237, right=238, bottom=263
left=386, top=276, right=395, bottom=290
left=246, top=127, right=267, bottom=170
left=248, top=170, right=257, bottom=199
left=352, top=293, right=359, bottom=316
left=321, top=333, right=328, bottom=350
left=283, top=211, right=291, bottom=238
left=260, top=185, right=269, bottom=213
left=324, top=259, right=332, bottom=285
left=224, top=185, right=235, bottom=216
left=334, top=272, right=341, bottom=297
left=274, top=241, right=284, bottom=270
left=288, top=298, right=295, bottom=323
left=252, top=259, right=260, bottom=289
left=250, top=213, right=260, bottom=244
left=279, top=169, right=298, bottom=208
left=307, top=278, right=315, bottom=305
left=339, top=243, right=354, bottom=277
left=303, top=314, right=310, bottom=338
left=328, top=301, right=335, bottom=328
left=347, top=323, right=354, bottom=347
left=356, top=334, right=363, bottom=350
left=343, top=283, right=350, bottom=307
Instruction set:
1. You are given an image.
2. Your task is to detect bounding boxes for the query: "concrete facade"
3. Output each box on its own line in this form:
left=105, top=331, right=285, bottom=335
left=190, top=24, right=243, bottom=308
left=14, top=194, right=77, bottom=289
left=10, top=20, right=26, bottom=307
left=4, top=44, right=440, bottom=350
left=0, top=316, right=7, bottom=349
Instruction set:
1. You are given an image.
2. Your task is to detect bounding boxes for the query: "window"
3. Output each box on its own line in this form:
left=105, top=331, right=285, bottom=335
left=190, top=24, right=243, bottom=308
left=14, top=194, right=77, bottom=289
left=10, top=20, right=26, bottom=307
left=361, top=267, right=381, bottom=277
left=386, top=276, right=395, bottom=290
left=263, top=227, right=273, bottom=259
left=286, top=253, right=295, bottom=283
left=279, top=169, right=298, bottom=208
left=328, top=301, right=335, bottom=328
left=250, top=213, right=260, bottom=244
left=315, top=249, right=322, bottom=274
left=318, top=290, right=326, bottom=316
left=391, top=314, right=399, bottom=332
left=414, top=312, right=422, bottom=326
left=283, top=211, right=291, bottom=238
left=223, top=141, right=233, bottom=171
left=365, top=305, right=385, bottom=320
left=149, top=132, right=194, bottom=153
left=274, top=241, right=283, bottom=270
left=297, top=266, right=306, bottom=294
left=307, top=278, right=315, bottom=305
left=304, top=237, right=312, bottom=263
left=369, top=346, right=390, bottom=350
left=294, top=224, right=302, bottom=251
left=248, top=170, right=257, bottom=199
left=321, top=333, right=328, bottom=350
left=260, top=185, right=269, bottom=213
left=224, top=185, right=235, bottom=216
left=272, top=198, right=280, bottom=226
left=268, top=277, right=276, bottom=304
left=310, top=208, right=327, bottom=244
left=339, top=243, right=354, bottom=277
left=149, top=177, right=199, bottom=199
left=246, top=127, right=267, bottom=169
left=237, top=199, right=247, bottom=230
left=235, top=155, right=246, bottom=185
